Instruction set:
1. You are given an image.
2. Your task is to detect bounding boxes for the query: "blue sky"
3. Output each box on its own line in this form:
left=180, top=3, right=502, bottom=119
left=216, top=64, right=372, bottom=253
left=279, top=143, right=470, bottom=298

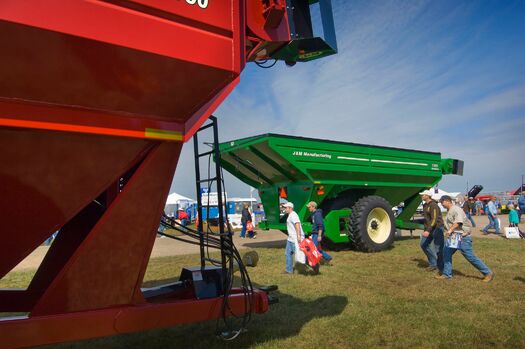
left=171, top=0, right=525, bottom=199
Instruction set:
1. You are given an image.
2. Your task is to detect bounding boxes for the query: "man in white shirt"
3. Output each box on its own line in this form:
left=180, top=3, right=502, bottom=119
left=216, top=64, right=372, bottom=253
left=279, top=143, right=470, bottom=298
left=284, top=202, right=304, bottom=274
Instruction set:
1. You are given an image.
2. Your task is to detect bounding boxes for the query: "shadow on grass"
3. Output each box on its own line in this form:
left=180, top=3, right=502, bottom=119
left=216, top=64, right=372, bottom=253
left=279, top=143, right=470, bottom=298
left=449, top=270, right=484, bottom=280
left=242, top=240, right=285, bottom=249
left=411, top=259, right=485, bottom=280
left=395, top=235, right=419, bottom=241
left=46, top=291, right=348, bottom=349
left=411, top=258, right=429, bottom=269
left=513, top=276, right=525, bottom=284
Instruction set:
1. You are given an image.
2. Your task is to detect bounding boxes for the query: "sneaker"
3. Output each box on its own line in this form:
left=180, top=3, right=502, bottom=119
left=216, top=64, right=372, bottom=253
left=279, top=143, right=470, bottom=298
left=426, top=266, right=437, bottom=272
left=481, top=231, right=489, bottom=235
left=434, top=274, right=450, bottom=280
left=482, top=273, right=494, bottom=283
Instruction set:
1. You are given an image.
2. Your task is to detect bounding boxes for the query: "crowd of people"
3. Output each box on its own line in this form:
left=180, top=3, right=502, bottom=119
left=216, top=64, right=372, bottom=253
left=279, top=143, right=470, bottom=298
left=280, top=190, right=524, bottom=278
left=420, top=191, right=493, bottom=281
left=418, top=190, right=525, bottom=281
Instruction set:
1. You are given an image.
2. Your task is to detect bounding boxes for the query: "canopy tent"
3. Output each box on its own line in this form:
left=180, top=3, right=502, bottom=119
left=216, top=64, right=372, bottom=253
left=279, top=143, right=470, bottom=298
left=164, top=193, right=196, bottom=217
left=166, top=192, right=195, bottom=205
left=428, top=188, right=462, bottom=201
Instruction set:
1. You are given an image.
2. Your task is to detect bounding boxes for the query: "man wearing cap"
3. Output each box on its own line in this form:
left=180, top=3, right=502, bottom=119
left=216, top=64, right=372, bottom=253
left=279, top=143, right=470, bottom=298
left=419, top=190, right=444, bottom=272
left=436, top=195, right=493, bottom=282
left=307, top=201, right=333, bottom=265
left=283, top=202, right=305, bottom=274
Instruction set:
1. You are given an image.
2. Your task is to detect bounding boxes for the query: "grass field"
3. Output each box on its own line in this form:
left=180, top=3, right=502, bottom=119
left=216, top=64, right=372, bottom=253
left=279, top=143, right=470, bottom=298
left=2, top=237, right=525, bottom=349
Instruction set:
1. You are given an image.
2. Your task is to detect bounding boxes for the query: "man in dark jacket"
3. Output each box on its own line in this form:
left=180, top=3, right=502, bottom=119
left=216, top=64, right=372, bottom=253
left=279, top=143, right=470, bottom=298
left=419, top=189, right=444, bottom=273
left=240, top=203, right=252, bottom=238
left=307, top=201, right=333, bottom=264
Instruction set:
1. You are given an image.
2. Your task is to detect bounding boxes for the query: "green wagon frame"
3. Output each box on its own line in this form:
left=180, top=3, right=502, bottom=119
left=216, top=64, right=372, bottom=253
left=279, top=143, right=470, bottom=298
left=219, top=134, right=463, bottom=251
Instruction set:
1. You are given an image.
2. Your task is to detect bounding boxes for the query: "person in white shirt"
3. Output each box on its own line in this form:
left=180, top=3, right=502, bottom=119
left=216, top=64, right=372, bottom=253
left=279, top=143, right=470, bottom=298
left=283, top=202, right=304, bottom=274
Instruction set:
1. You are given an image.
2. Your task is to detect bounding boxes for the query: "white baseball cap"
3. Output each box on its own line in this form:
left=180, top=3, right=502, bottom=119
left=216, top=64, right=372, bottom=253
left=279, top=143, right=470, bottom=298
left=283, top=202, right=294, bottom=209
left=419, top=189, right=434, bottom=197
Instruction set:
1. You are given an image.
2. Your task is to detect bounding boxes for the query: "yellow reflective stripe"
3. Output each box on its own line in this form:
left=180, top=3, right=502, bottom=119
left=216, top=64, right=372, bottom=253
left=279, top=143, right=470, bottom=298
left=144, top=128, right=183, bottom=141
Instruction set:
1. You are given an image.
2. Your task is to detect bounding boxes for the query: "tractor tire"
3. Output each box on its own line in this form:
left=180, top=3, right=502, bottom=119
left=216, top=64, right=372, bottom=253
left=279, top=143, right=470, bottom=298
left=349, top=195, right=395, bottom=252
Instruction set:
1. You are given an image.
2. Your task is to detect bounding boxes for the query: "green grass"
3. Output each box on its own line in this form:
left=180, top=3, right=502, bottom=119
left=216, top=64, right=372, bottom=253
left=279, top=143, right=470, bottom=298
left=2, top=238, right=525, bottom=348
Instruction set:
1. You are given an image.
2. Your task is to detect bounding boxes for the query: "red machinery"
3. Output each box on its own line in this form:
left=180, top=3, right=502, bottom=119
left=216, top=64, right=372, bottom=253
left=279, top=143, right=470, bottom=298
left=0, top=1, right=336, bottom=347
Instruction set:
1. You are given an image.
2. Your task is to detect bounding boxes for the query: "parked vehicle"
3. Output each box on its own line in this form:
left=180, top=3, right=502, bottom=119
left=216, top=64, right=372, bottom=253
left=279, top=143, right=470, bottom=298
left=219, top=134, right=463, bottom=251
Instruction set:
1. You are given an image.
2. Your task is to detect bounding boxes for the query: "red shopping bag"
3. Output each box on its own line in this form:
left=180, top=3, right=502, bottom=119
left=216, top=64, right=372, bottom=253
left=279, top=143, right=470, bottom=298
left=246, top=221, right=254, bottom=232
left=299, top=238, right=322, bottom=268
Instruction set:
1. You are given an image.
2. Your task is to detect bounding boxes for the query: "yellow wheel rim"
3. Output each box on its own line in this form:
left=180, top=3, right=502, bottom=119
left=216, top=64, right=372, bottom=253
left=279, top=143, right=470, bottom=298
left=366, top=207, right=391, bottom=244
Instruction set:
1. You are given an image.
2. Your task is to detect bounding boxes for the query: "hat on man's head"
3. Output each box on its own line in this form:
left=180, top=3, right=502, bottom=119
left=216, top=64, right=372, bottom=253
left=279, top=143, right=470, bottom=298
left=439, top=195, right=452, bottom=203
left=419, top=189, right=434, bottom=197
left=283, top=202, right=294, bottom=209
left=307, top=201, right=317, bottom=208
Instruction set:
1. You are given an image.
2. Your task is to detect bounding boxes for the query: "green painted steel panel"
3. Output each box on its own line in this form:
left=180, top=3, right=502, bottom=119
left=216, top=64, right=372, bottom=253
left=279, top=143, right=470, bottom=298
left=219, top=134, right=462, bottom=243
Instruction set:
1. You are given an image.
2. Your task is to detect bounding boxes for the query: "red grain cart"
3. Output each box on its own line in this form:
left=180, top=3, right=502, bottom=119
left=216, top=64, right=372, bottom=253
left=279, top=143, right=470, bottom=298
left=0, top=1, right=336, bottom=347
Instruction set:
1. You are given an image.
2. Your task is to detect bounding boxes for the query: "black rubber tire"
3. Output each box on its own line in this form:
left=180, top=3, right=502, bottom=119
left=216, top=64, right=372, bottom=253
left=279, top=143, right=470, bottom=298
left=349, top=195, right=395, bottom=252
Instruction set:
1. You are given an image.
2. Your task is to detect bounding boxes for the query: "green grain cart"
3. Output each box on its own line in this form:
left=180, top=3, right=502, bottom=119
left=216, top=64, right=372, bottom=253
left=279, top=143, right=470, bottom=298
left=219, top=134, right=463, bottom=251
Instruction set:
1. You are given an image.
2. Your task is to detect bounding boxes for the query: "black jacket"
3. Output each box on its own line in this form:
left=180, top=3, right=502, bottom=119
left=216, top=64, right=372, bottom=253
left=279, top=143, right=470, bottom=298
left=241, top=207, right=251, bottom=224
left=423, top=200, right=443, bottom=232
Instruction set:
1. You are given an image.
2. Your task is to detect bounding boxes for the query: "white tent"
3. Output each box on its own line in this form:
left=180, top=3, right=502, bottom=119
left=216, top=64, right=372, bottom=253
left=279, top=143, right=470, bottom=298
left=428, top=188, right=462, bottom=202
left=164, top=193, right=195, bottom=217
left=166, top=192, right=195, bottom=205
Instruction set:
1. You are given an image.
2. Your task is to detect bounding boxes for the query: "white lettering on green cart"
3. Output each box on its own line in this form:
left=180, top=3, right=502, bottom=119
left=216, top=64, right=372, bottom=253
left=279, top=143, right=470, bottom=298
left=292, top=151, right=332, bottom=160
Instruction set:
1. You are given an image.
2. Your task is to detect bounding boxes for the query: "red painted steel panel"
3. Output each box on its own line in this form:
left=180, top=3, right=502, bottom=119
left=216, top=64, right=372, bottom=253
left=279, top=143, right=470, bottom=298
left=0, top=1, right=235, bottom=71
left=0, top=128, right=153, bottom=279
left=0, top=100, right=185, bottom=140
left=31, top=142, right=181, bottom=315
left=0, top=290, right=268, bottom=349
left=183, top=76, right=240, bottom=141
left=0, top=2, right=286, bottom=346
left=124, top=0, right=234, bottom=31
left=246, top=0, right=291, bottom=42
left=0, top=21, right=235, bottom=132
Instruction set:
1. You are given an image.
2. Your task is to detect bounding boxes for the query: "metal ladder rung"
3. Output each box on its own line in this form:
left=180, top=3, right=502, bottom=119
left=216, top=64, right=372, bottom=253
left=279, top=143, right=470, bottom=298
left=197, top=177, right=218, bottom=183
left=198, top=123, right=214, bottom=132
left=198, top=150, right=215, bottom=158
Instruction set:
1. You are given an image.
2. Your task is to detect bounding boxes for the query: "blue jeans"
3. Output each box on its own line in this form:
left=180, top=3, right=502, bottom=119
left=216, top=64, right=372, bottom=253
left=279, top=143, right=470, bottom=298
left=443, top=235, right=491, bottom=278
left=466, top=212, right=476, bottom=227
left=240, top=223, right=247, bottom=238
left=482, top=215, right=500, bottom=234
left=311, top=233, right=332, bottom=261
left=285, top=240, right=295, bottom=273
left=420, top=227, right=444, bottom=271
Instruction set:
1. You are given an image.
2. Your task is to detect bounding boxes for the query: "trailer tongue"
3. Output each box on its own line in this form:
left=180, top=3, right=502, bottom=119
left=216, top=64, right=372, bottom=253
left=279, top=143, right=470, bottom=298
left=219, top=133, right=463, bottom=251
